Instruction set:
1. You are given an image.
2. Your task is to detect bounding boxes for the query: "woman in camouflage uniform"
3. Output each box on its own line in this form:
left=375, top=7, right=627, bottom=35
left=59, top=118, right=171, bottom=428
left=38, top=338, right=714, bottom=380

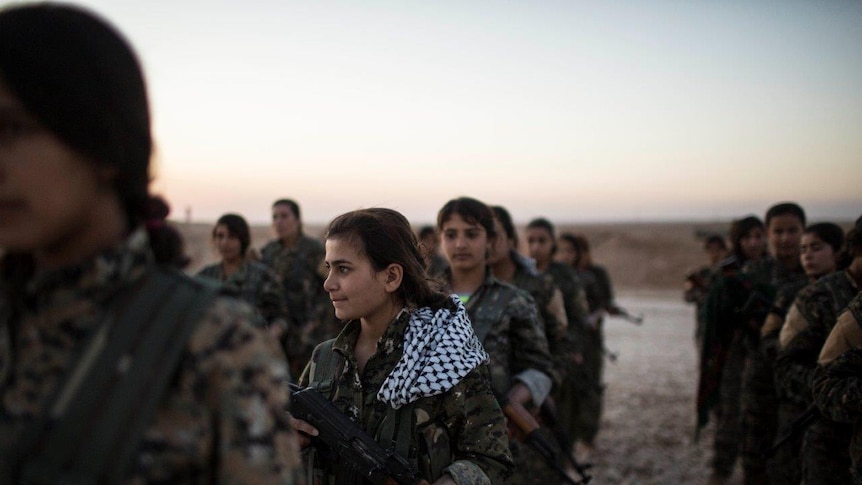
left=291, top=208, right=512, bottom=484
left=261, top=198, right=340, bottom=377
left=775, top=218, right=862, bottom=485
left=766, top=222, right=843, bottom=483
left=436, top=197, right=555, bottom=484
left=698, top=215, right=767, bottom=483
left=197, top=213, right=289, bottom=340
left=0, top=4, right=300, bottom=483
left=526, top=220, right=599, bottom=457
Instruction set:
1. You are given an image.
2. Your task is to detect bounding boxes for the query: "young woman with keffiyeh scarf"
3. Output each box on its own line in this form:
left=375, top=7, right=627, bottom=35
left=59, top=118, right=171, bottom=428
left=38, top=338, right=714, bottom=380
left=289, top=208, right=513, bottom=485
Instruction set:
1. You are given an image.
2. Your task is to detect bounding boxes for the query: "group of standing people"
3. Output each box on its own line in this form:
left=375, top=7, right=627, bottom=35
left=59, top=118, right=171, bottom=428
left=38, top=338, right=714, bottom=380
left=689, top=202, right=862, bottom=484
left=0, top=5, right=624, bottom=483
left=200, top=195, right=619, bottom=484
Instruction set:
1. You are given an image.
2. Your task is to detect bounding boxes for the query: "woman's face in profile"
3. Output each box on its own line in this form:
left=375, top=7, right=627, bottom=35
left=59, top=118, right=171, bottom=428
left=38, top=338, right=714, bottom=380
left=0, top=81, right=109, bottom=253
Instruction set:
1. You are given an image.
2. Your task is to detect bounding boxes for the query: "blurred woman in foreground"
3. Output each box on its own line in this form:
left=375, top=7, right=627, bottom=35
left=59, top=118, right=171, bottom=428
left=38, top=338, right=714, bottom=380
left=0, top=4, right=299, bottom=482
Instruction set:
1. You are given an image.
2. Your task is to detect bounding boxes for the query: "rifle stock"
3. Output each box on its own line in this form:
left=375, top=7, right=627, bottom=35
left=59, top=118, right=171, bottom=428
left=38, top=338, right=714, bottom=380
left=288, top=383, right=430, bottom=485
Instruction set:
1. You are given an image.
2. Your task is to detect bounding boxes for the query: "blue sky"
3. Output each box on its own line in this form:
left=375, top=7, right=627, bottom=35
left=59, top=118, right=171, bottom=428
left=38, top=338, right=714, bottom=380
left=64, top=0, right=861, bottom=224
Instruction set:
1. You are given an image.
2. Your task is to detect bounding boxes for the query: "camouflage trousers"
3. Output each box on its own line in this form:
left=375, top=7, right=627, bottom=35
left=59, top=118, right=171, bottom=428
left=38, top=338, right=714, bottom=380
left=713, top=334, right=747, bottom=477
left=574, top=329, right=604, bottom=445
left=740, top=336, right=778, bottom=484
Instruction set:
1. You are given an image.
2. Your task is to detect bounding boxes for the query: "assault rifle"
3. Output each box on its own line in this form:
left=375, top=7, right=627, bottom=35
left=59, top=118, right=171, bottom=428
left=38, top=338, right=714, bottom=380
left=539, top=398, right=594, bottom=483
left=763, top=405, right=820, bottom=458
left=608, top=305, right=644, bottom=325
left=288, top=383, right=430, bottom=485
left=503, top=401, right=592, bottom=485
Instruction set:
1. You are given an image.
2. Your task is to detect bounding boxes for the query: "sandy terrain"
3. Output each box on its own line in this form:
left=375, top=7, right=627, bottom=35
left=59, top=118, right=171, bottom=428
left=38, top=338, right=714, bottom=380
left=585, top=290, right=742, bottom=485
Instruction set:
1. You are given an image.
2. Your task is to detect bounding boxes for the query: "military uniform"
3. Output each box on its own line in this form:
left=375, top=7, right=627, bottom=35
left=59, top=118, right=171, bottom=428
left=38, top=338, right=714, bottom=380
left=775, top=270, right=859, bottom=485
left=757, top=275, right=810, bottom=485
left=298, top=300, right=513, bottom=485
left=508, top=252, right=576, bottom=386
left=260, top=235, right=340, bottom=377
left=685, top=264, right=719, bottom=351
left=507, top=253, right=582, bottom=481
left=570, top=263, right=607, bottom=447
left=197, top=259, right=289, bottom=335
left=813, top=294, right=862, bottom=484
left=698, top=256, right=755, bottom=478
left=446, top=269, right=556, bottom=485
left=738, top=257, right=807, bottom=483
left=0, top=229, right=302, bottom=483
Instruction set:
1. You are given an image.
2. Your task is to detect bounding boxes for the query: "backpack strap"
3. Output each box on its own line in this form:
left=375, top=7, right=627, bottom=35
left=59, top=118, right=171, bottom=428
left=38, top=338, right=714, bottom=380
left=19, top=267, right=222, bottom=484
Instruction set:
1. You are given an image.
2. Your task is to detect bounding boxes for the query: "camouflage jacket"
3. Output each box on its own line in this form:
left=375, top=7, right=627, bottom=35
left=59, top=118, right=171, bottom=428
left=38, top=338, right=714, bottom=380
left=813, top=295, right=862, bottom=485
left=544, top=261, right=590, bottom=332
left=196, top=259, right=289, bottom=333
left=298, top=306, right=513, bottom=484
left=260, top=235, right=327, bottom=327
left=509, top=253, right=577, bottom=385
left=445, top=269, right=554, bottom=406
left=0, top=230, right=302, bottom=484
left=260, top=235, right=339, bottom=375
left=584, top=264, right=614, bottom=312
left=775, top=270, right=859, bottom=405
left=818, top=293, right=862, bottom=367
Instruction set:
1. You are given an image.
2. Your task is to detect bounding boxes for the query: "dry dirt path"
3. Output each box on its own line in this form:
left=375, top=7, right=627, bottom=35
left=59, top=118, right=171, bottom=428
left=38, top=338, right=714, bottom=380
left=578, top=290, right=743, bottom=485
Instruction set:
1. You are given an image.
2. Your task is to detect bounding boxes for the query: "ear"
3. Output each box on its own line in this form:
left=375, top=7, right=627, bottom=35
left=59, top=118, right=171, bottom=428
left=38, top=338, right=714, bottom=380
left=382, top=263, right=403, bottom=294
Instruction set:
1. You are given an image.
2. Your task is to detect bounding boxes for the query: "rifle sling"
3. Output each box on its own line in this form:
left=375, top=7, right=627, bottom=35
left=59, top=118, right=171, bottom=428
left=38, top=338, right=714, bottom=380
left=19, top=268, right=220, bottom=484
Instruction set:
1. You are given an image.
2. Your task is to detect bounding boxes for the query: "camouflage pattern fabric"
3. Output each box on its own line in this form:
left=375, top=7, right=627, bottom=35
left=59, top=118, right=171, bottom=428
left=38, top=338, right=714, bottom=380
left=684, top=265, right=718, bottom=350
left=697, top=256, right=757, bottom=477
left=260, top=235, right=340, bottom=377
left=0, top=229, right=302, bottom=484
left=508, top=257, right=582, bottom=483
left=774, top=270, right=858, bottom=485
left=542, top=262, right=598, bottom=447
left=574, top=264, right=614, bottom=447
left=510, top=254, right=577, bottom=386
left=813, top=302, right=862, bottom=485
left=298, top=307, right=513, bottom=485
left=197, top=259, right=289, bottom=334
left=739, top=258, right=807, bottom=484
left=445, top=269, right=555, bottom=485
left=756, top=276, right=810, bottom=485
left=775, top=270, right=858, bottom=405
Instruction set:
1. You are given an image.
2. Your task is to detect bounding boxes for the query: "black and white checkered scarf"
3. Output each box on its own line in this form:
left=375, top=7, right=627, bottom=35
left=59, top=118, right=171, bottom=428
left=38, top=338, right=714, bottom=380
left=378, top=295, right=488, bottom=409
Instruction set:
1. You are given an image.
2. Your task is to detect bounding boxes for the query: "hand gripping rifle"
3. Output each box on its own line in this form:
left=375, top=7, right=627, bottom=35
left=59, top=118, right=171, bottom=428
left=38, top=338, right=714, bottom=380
left=288, top=383, right=430, bottom=485
left=503, top=400, right=592, bottom=485
left=539, top=398, right=594, bottom=483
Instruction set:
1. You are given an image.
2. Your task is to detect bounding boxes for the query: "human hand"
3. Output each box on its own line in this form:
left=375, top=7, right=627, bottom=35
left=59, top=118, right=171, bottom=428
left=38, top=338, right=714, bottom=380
left=286, top=414, right=318, bottom=448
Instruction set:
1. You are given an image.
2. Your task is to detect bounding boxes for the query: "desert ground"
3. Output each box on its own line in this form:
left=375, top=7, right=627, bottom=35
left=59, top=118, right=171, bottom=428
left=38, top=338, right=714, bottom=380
left=178, top=220, right=741, bottom=484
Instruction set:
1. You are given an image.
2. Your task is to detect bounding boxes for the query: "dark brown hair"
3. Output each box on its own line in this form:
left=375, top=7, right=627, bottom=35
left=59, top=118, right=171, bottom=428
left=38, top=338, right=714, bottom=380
left=326, top=208, right=447, bottom=309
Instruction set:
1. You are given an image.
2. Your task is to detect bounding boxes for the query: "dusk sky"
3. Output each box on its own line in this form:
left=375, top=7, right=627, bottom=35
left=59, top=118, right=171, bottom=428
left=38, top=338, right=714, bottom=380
left=67, top=0, right=861, bottom=225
